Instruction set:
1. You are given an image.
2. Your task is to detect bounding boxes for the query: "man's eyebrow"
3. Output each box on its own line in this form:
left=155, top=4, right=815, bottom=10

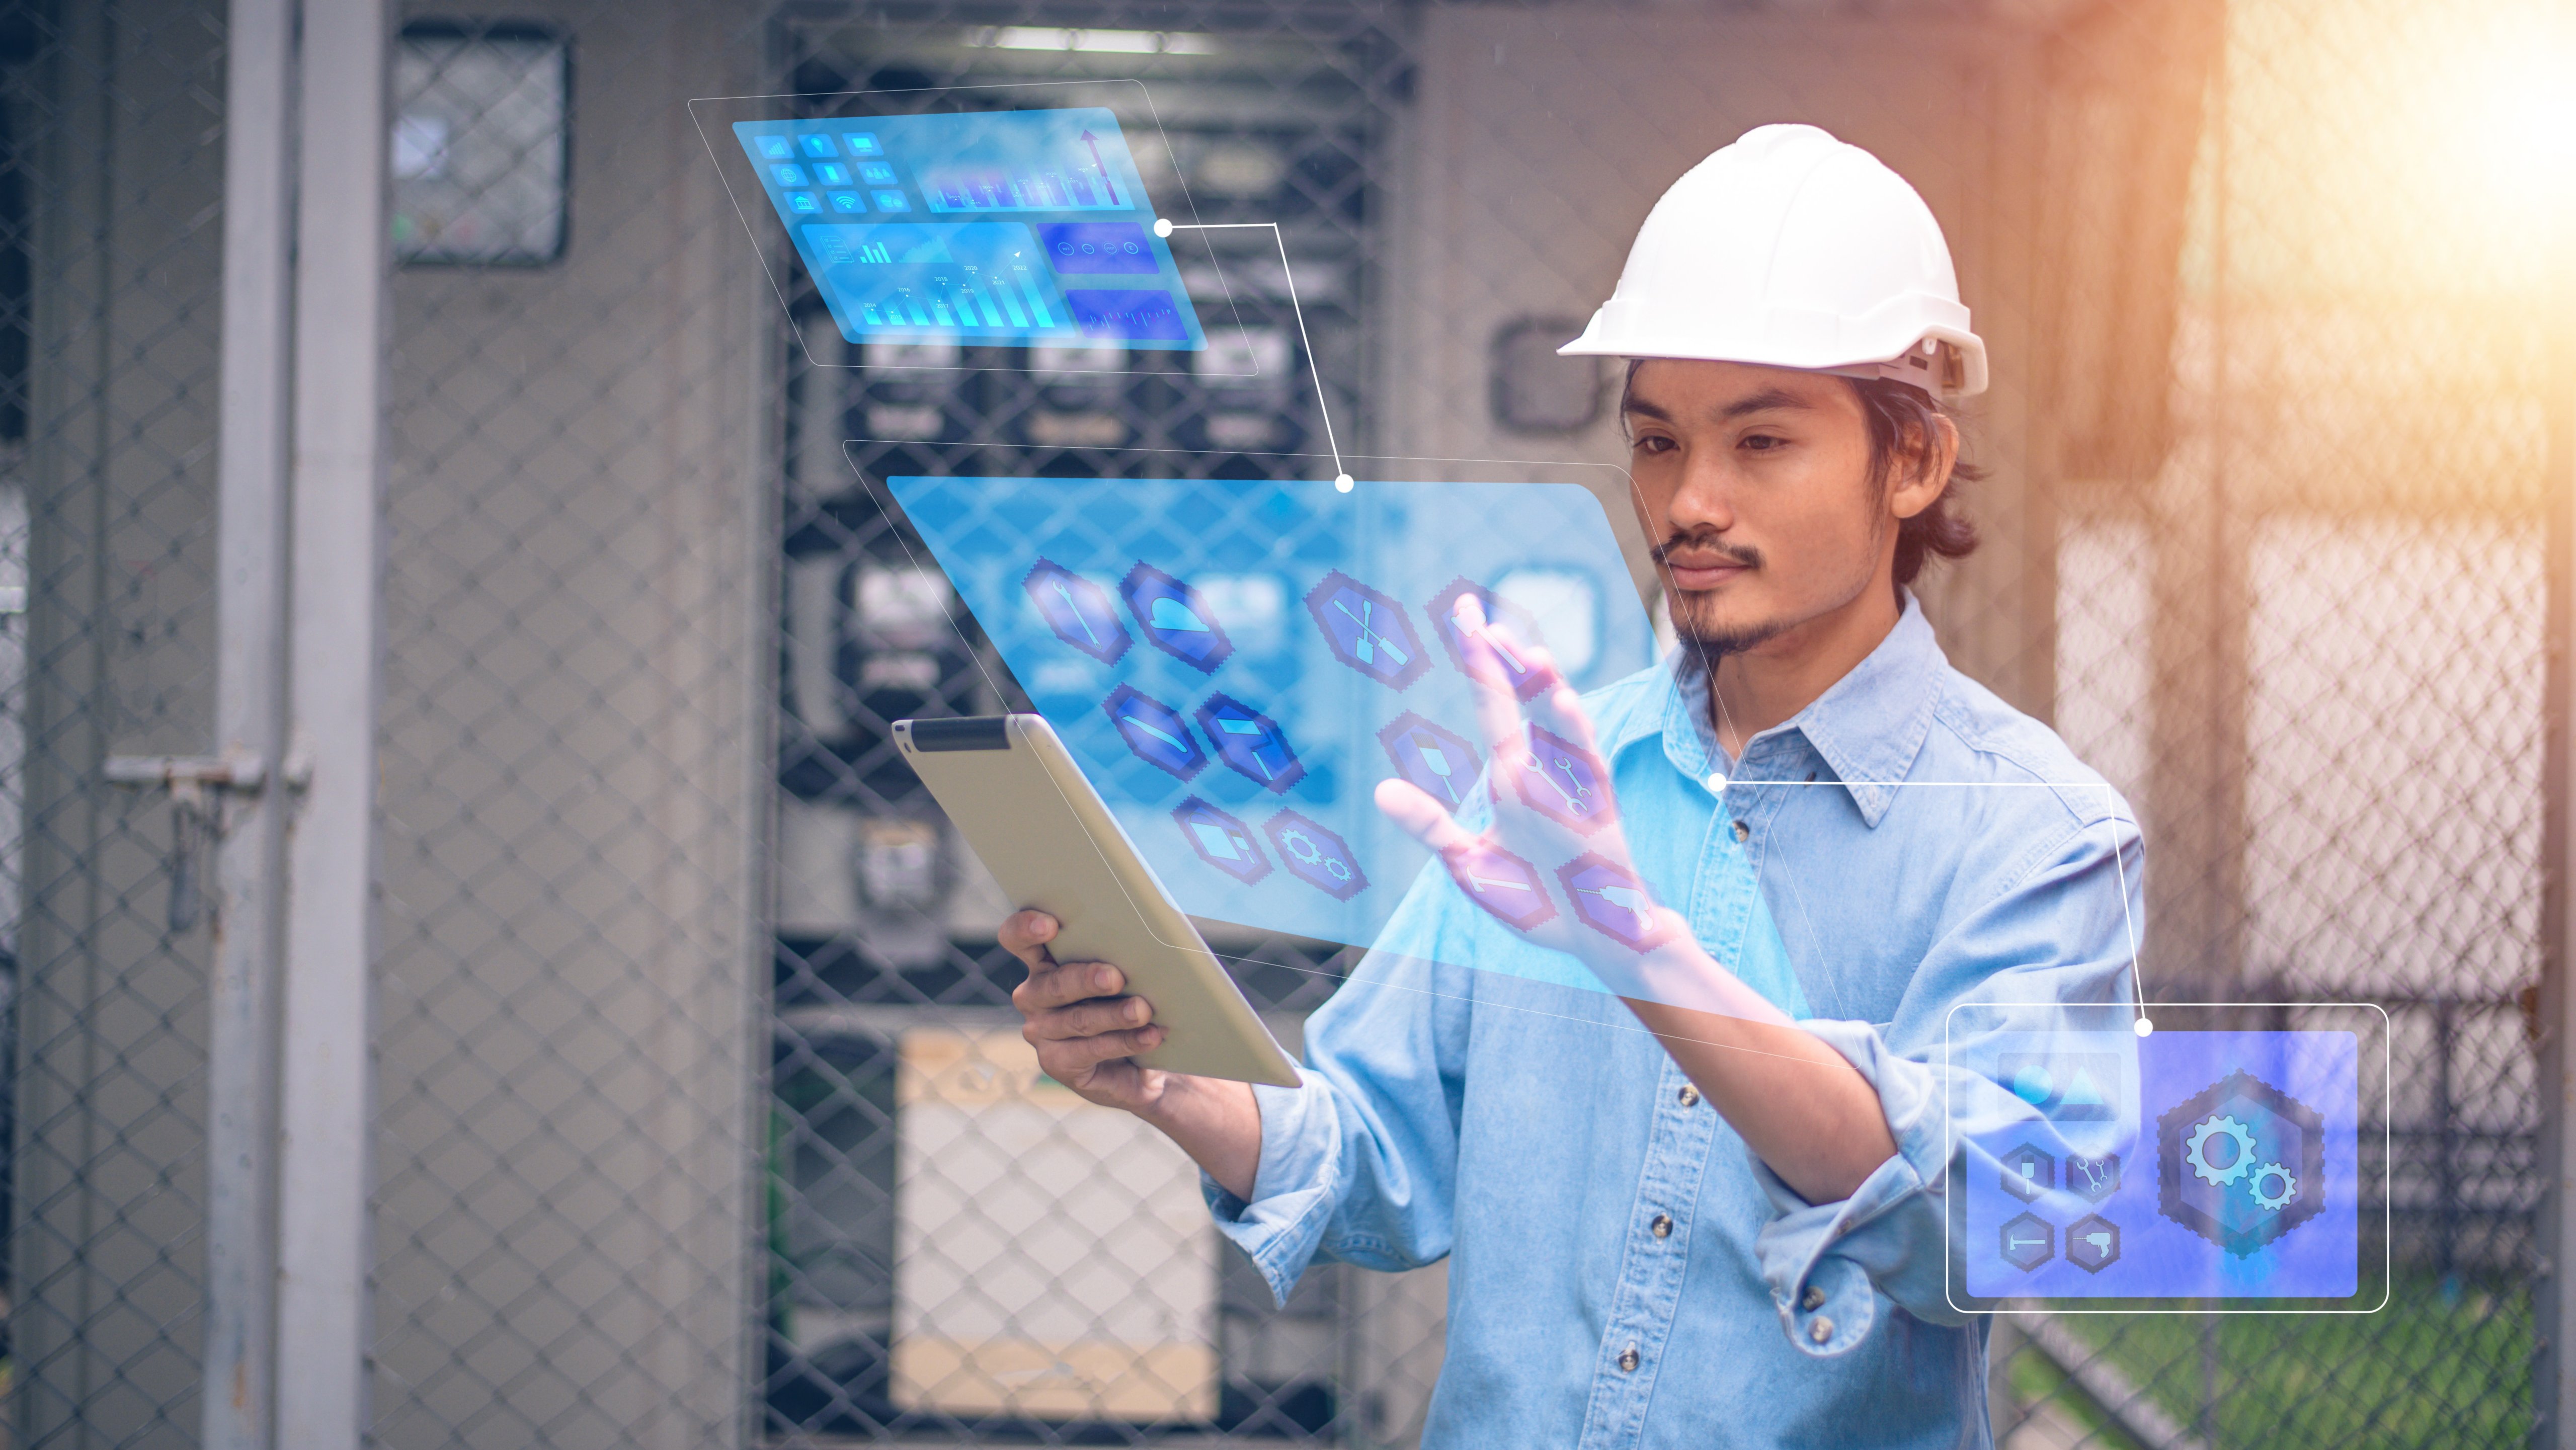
left=1620, top=388, right=1813, bottom=423
left=1721, top=388, right=1811, bottom=419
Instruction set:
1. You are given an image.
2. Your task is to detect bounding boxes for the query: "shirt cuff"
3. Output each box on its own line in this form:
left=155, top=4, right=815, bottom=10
left=1749, top=1018, right=1971, bottom=1355
left=1200, top=1070, right=1341, bottom=1308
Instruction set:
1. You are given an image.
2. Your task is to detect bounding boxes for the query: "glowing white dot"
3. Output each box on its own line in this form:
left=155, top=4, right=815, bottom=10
left=1705, top=773, right=1726, bottom=793
left=1334, top=473, right=1355, bottom=492
left=2133, top=1017, right=2154, bottom=1037
left=1153, top=217, right=1174, bottom=237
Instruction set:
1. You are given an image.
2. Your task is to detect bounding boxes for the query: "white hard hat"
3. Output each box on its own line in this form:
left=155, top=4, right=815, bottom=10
left=1560, top=123, right=1988, bottom=399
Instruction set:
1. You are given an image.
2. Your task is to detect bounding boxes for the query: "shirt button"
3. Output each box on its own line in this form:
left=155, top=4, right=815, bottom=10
left=1677, top=1083, right=1700, bottom=1107
left=1618, top=1343, right=1641, bottom=1373
left=1732, top=819, right=1750, bottom=842
left=1802, top=1284, right=1826, bottom=1311
left=1808, top=1316, right=1834, bottom=1344
left=1650, top=1213, right=1673, bottom=1239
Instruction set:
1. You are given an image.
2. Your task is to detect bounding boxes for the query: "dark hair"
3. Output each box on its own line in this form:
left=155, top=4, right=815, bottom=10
left=1619, top=363, right=1983, bottom=588
left=1848, top=377, right=1980, bottom=587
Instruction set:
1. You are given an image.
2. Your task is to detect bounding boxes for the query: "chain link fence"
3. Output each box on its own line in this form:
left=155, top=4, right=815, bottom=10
left=1, top=0, right=2568, bottom=1446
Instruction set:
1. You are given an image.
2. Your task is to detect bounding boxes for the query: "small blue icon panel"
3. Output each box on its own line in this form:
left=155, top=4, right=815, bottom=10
left=1104, top=685, right=1204, bottom=781
left=733, top=109, right=1205, bottom=349
left=1175, top=797, right=1270, bottom=884
left=2065, top=1213, right=2121, bottom=1273
left=1307, top=571, right=1430, bottom=691
left=1557, top=853, right=1675, bottom=953
left=1023, top=559, right=1131, bottom=664
left=1439, top=839, right=1555, bottom=932
left=1512, top=726, right=1615, bottom=835
left=1197, top=694, right=1304, bottom=794
left=1265, top=810, right=1366, bottom=902
left=1121, top=563, right=1233, bottom=674
left=1379, top=712, right=1480, bottom=810
left=1999, top=1212, right=2056, bottom=1273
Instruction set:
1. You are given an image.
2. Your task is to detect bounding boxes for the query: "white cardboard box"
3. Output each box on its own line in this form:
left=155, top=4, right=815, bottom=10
left=893, top=1027, right=1220, bottom=1421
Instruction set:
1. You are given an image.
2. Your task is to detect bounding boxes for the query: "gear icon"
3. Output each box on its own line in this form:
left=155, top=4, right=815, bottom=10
left=2185, top=1114, right=2258, bottom=1187
left=2248, top=1162, right=2299, bottom=1213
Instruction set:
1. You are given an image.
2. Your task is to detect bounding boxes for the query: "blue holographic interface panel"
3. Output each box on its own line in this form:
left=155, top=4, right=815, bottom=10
left=890, top=476, right=1656, bottom=955
left=1958, top=1027, right=2361, bottom=1302
left=733, top=109, right=1206, bottom=349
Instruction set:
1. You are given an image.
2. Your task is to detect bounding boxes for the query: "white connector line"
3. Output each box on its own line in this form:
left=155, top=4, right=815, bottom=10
left=1157, top=217, right=1354, bottom=492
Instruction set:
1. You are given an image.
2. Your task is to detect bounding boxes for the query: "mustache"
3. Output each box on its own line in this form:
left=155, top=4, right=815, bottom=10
left=1651, top=531, right=1762, bottom=571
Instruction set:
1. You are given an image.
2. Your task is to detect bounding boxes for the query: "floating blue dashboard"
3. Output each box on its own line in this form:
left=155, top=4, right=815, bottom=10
left=734, top=109, right=1208, bottom=350
left=890, top=475, right=1658, bottom=952
left=1961, top=1028, right=2360, bottom=1301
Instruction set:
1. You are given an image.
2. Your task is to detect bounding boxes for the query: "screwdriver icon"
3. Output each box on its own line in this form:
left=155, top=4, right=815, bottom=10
left=1335, top=597, right=1411, bottom=668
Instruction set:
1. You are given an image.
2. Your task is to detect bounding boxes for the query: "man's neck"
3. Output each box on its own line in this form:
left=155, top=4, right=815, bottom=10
left=1701, top=582, right=1904, bottom=761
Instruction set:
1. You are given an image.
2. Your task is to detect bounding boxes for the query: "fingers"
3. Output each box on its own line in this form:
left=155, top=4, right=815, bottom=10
left=1527, top=678, right=1609, bottom=758
left=1375, top=777, right=1476, bottom=854
left=1021, top=991, right=1158, bottom=1043
left=1029, top=1019, right=1167, bottom=1075
left=1447, top=596, right=1538, bottom=762
left=1012, top=955, right=1128, bottom=1014
left=999, top=909, right=1060, bottom=970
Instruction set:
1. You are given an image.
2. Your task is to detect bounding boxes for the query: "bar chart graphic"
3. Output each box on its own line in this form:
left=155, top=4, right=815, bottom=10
left=731, top=108, right=1208, bottom=349
left=806, top=223, right=1074, bottom=338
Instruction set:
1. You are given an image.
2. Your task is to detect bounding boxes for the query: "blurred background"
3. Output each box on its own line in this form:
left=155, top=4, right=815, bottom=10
left=3, top=0, right=2573, bottom=1445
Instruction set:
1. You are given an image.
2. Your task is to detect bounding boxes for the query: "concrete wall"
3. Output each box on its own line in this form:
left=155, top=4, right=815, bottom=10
left=369, top=7, right=771, bottom=1446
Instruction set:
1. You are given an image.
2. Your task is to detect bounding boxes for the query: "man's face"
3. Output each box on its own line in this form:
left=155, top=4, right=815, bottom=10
left=1622, top=359, right=1895, bottom=656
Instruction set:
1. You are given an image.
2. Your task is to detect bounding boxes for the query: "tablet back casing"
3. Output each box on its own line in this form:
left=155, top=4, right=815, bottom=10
left=895, top=714, right=1300, bottom=1087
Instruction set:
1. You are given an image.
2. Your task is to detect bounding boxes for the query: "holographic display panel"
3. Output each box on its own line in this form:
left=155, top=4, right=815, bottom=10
left=1951, top=1012, right=2376, bottom=1308
left=888, top=475, right=1656, bottom=956
left=732, top=109, right=1207, bottom=350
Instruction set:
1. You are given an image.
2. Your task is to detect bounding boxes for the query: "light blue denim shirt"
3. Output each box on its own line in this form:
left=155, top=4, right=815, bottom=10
left=1206, top=595, right=2142, bottom=1449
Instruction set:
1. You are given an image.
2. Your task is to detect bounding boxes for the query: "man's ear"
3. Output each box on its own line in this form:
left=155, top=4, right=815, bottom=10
left=1889, top=414, right=1959, bottom=521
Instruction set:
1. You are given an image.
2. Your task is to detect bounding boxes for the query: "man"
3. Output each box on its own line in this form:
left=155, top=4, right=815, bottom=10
left=1005, top=124, right=2138, bottom=1447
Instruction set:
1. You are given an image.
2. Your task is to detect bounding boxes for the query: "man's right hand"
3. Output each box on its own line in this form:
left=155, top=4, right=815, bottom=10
left=1003, top=909, right=1171, bottom=1114
left=999, top=908, right=1267, bottom=1199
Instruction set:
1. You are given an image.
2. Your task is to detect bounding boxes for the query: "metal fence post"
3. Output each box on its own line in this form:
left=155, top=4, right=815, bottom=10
left=2539, top=165, right=2576, bottom=1448
left=276, top=0, right=391, bottom=1441
left=201, top=0, right=297, bottom=1443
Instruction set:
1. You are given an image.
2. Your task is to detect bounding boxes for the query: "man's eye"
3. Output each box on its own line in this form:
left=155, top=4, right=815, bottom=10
left=1741, top=433, right=1788, bottom=452
left=1633, top=435, right=1677, bottom=454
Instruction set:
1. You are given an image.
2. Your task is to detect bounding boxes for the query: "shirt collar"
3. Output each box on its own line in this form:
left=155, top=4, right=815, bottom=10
left=1616, top=592, right=1947, bottom=828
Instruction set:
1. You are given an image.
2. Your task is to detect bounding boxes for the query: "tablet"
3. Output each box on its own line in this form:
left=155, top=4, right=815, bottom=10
left=895, top=713, right=1301, bottom=1087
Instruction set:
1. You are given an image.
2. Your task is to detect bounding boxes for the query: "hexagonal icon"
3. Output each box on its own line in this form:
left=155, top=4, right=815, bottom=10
left=2065, top=1213, right=2122, bottom=1274
left=1024, top=558, right=1131, bottom=665
left=2156, top=1068, right=2328, bottom=1257
left=1173, top=797, right=1269, bottom=885
left=2067, top=1152, right=2123, bottom=1203
left=1427, top=577, right=1551, bottom=701
left=1379, top=711, right=1481, bottom=810
left=1120, top=562, right=1233, bottom=674
left=1102, top=685, right=1204, bottom=781
left=1556, top=853, right=1677, bottom=953
left=1195, top=693, right=1305, bottom=794
left=1264, top=809, right=1367, bottom=902
left=1439, top=838, right=1557, bottom=932
left=1512, top=726, right=1616, bottom=835
left=1999, top=1142, right=2056, bottom=1202
left=1306, top=570, right=1429, bottom=690
left=1999, top=1211, right=2055, bottom=1273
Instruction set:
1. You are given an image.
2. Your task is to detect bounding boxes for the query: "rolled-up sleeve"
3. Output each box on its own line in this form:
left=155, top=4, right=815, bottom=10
left=1748, top=810, right=2145, bottom=1353
left=1202, top=880, right=1478, bottom=1307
